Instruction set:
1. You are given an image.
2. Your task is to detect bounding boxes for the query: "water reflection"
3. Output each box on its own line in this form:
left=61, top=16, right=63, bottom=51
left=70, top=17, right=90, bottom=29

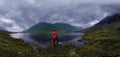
left=10, top=33, right=85, bottom=48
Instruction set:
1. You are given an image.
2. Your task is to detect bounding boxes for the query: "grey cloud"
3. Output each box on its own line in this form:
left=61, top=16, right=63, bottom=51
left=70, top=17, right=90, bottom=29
left=0, top=0, right=120, bottom=32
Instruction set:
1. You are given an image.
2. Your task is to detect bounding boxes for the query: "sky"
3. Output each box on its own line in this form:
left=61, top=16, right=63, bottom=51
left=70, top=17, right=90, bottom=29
left=0, top=0, right=120, bottom=32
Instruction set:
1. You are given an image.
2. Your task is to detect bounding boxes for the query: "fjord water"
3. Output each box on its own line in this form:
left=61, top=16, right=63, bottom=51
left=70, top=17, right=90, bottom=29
left=10, top=33, right=85, bottom=48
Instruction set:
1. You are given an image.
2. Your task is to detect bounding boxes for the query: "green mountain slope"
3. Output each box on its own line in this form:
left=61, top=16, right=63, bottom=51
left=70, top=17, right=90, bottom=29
left=25, top=23, right=79, bottom=33
left=80, top=14, right=120, bottom=56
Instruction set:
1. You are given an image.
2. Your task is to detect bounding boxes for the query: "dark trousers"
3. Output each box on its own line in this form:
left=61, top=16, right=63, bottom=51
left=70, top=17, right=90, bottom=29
left=52, top=38, right=59, bottom=45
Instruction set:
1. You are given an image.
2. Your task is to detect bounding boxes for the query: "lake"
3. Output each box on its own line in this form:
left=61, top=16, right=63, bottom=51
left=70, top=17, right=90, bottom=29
left=10, top=33, right=85, bottom=48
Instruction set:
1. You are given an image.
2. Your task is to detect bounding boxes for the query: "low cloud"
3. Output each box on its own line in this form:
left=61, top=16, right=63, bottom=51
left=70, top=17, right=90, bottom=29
left=0, top=17, right=23, bottom=32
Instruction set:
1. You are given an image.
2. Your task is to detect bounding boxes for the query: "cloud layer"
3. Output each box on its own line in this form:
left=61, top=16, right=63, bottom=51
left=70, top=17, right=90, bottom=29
left=0, top=0, right=120, bottom=32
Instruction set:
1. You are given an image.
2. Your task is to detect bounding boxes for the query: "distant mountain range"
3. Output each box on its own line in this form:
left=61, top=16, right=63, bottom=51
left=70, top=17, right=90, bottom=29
left=25, top=23, right=80, bottom=33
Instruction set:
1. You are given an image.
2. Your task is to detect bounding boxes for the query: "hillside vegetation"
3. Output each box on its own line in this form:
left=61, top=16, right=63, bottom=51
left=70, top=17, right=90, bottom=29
left=80, top=14, right=120, bottom=57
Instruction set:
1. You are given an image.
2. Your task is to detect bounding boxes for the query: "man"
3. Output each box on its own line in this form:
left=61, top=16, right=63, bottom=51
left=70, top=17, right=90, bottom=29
left=51, top=28, right=58, bottom=46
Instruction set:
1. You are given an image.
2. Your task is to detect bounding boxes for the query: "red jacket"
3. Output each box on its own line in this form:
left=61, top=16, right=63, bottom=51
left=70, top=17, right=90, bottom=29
left=52, top=31, right=58, bottom=39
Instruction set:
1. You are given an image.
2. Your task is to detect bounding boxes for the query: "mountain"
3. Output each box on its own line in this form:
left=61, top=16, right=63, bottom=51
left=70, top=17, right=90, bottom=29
left=25, top=23, right=79, bottom=33
left=93, top=13, right=120, bottom=28
left=80, top=13, right=120, bottom=57
left=82, top=13, right=120, bottom=32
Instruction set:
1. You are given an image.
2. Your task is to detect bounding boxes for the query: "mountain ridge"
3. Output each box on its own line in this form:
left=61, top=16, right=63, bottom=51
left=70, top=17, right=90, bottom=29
left=93, top=13, right=120, bottom=28
left=82, top=13, right=120, bottom=32
left=25, top=22, right=80, bottom=33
